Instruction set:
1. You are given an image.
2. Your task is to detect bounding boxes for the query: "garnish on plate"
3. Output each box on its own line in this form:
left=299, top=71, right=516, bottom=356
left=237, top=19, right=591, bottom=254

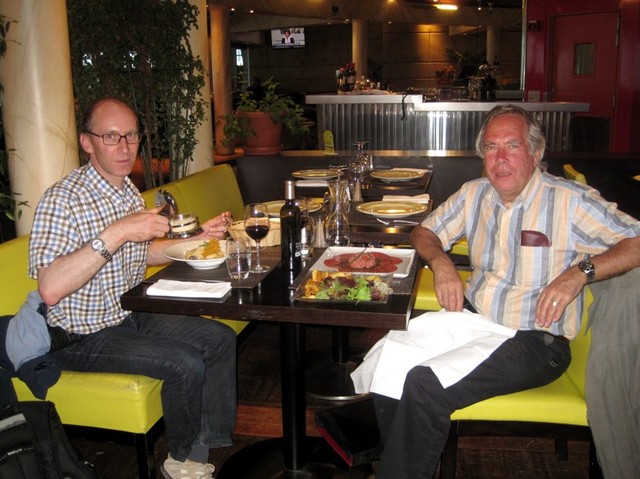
left=301, top=270, right=393, bottom=302
left=184, top=240, right=222, bottom=260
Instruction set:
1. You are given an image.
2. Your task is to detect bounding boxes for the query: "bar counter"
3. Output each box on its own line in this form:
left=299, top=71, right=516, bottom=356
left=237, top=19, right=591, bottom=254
left=305, top=94, right=589, bottom=152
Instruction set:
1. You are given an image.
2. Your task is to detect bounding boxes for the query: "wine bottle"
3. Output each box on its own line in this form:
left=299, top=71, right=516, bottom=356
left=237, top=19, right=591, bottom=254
left=280, top=181, right=302, bottom=272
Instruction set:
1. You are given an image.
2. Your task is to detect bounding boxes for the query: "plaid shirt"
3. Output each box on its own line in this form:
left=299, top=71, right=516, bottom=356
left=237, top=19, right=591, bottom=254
left=30, top=164, right=148, bottom=334
left=422, top=168, right=640, bottom=339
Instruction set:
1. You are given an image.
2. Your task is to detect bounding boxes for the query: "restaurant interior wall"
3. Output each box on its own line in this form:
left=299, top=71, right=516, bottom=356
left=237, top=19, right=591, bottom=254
left=244, top=22, right=521, bottom=96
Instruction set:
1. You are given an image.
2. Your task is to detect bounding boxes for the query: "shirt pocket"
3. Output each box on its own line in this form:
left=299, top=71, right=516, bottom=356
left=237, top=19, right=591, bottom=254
left=516, top=245, right=551, bottom=288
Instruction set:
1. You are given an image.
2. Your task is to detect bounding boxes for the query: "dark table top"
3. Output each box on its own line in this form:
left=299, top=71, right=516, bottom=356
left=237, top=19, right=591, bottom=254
left=121, top=249, right=420, bottom=331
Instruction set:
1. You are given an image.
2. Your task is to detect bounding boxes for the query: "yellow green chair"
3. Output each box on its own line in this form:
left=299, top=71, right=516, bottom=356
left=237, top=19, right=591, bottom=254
left=438, top=289, right=599, bottom=478
left=563, top=164, right=588, bottom=185
left=1, top=235, right=164, bottom=479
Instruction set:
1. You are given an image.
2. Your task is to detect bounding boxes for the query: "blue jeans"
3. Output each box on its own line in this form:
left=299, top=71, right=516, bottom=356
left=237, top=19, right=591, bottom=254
left=52, top=312, right=237, bottom=461
left=373, top=330, right=571, bottom=479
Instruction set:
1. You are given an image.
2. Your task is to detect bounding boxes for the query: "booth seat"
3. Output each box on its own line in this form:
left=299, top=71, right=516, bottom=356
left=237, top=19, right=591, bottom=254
left=3, top=164, right=246, bottom=478
left=414, top=267, right=598, bottom=477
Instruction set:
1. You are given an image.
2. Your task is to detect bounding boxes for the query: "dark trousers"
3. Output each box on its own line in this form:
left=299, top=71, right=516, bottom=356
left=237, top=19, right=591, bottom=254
left=373, top=330, right=571, bottom=479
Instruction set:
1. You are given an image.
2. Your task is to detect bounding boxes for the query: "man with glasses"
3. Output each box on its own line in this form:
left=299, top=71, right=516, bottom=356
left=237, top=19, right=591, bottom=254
left=29, top=97, right=235, bottom=478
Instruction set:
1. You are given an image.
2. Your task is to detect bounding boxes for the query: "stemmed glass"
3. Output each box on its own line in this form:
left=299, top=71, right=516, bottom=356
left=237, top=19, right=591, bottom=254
left=244, top=203, right=271, bottom=273
left=295, top=197, right=313, bottom=259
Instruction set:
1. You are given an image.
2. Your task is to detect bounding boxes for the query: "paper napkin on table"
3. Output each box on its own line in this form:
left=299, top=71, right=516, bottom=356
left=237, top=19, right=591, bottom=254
left=296, top=180, right=329, bottom=188
left=146, top=279, right=232, bottom=298
left=382, top=193, right=430, bottom=204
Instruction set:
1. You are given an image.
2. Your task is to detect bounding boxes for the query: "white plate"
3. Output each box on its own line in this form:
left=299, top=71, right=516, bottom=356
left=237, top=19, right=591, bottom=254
left=163, top=240, right=227, bottom=270
left=291, top=169, right=339, bottom=180
left=264, top=199, right=323, bottom=217
left=311, top=246, right=416, bottom=278
left=370, top=169, right=425, bottom=183
left=356, top=201, right=428, bottom=219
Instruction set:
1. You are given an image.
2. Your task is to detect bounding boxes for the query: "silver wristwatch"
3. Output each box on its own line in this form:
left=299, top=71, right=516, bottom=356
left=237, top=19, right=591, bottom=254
left=90, top=237, right=113, bottom=262
left=578, top=259, right=595, bottom=284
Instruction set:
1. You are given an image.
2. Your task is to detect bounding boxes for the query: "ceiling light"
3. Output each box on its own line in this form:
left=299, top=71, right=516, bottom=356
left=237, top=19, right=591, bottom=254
left=435, top=4, right=458, bottom=10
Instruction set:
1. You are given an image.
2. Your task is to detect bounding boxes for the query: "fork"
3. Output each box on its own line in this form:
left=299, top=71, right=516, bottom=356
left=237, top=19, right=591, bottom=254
left=376, top=218, right=419, bottom=226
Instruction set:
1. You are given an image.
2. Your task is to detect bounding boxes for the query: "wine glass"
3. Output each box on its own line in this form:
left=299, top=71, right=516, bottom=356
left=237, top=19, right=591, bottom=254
left=295, top=197, right=313, bottom=259
left=244, top=203, right=271, bottom=273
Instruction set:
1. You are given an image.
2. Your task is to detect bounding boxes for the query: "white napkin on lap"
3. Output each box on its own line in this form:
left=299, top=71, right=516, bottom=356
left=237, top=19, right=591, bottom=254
left=350, top=310, right=516, bottom=399
left=146, top=279, right=232, bottom=298
left=296, top=180, right=329, bottom=188
left=382, top=193, right=430, bottom=204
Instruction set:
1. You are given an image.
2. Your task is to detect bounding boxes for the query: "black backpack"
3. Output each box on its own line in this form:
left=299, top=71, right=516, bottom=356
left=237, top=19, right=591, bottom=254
left=0, top=401, right=97, bottom=479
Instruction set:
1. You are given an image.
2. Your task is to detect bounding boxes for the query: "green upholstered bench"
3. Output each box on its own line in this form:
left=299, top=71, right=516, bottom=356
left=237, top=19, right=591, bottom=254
left=3, top=164, right=246, bottom=478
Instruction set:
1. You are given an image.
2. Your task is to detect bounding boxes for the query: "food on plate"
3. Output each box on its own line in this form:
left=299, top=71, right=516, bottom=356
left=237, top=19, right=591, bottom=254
left=184, top=240, right=223, bottom=260
left=324, top=251, right=403, bottom=273
left=301, top=270, right=393, bottom=302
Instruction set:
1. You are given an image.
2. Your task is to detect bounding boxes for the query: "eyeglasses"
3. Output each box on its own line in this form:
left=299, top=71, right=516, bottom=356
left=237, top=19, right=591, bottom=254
left=85, top=130, right=142, bottom=145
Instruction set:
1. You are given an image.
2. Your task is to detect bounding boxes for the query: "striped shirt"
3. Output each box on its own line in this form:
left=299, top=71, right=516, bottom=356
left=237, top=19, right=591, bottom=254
left=421, top=168, right=640, bottom=339
left=29, top=164, right=148, bottom=334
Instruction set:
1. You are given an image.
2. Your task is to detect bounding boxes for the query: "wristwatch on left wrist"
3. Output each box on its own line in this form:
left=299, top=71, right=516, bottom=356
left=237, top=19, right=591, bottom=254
left=578, top=259, right=595, bottom=284
left=90, top=237, right=113, bottom=262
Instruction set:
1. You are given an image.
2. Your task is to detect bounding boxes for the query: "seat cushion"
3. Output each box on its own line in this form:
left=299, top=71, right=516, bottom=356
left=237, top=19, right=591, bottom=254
left=450, top=372, right=587, bottom=426
left=414, top=267, right=471, bottom=311
left=13, top=371, right=163, bottom=433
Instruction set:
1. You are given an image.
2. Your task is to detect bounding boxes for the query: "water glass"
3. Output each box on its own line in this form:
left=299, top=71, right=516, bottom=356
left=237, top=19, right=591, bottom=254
left=225, top=238, right=251, bottom=280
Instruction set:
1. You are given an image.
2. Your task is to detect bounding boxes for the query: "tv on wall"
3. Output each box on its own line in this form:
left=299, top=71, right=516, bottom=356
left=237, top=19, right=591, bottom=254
left=270, top=28, right=305, bottom=49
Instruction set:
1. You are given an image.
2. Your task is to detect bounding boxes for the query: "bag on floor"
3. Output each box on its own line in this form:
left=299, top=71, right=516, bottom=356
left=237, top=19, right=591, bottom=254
left=0, top=401, right=97, bottom=479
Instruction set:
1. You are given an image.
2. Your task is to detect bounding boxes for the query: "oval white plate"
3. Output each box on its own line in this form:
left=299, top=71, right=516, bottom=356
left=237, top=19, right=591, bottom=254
left=370, top=169, right=424, bottom=183
left=356, top=201, right=428, bottom=219
left=264, top=199, right=323, bottom=217
left=163, top=240, right=227, bottom=270
left=292, top=169, right=339, bottom=180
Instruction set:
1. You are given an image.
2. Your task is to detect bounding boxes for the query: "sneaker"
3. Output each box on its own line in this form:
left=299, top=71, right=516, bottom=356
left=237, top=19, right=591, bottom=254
left=161, top=455, right=215, bottom=479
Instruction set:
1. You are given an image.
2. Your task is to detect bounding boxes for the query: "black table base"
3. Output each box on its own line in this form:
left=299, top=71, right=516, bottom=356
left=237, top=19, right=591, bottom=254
left=216, top=437, right=375, bottom=479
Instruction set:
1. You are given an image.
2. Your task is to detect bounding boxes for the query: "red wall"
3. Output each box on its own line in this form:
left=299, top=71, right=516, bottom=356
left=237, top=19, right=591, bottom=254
left=525, top=0, right=640, bottom=152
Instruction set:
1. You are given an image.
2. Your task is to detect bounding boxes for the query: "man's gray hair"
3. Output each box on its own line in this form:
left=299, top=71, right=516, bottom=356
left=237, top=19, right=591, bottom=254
left=475, top=105, right=547, bottom=161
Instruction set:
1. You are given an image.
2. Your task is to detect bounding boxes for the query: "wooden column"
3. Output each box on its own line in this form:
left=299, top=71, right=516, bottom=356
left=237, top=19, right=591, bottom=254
left=0, top=0, right=78, bottom=235
left=352, top=19, right=368, bottom=81
left=186, top=0, right=214, bottom=174
left=210, top=4, right=234, bottom=156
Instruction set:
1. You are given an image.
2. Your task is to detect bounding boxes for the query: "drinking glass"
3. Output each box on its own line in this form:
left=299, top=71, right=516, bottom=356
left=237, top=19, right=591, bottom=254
left=244, top=203, right=271, bottom=273
left=295, top=197, right=313, bottom=259
left=225, top=238, right=251, bottom=280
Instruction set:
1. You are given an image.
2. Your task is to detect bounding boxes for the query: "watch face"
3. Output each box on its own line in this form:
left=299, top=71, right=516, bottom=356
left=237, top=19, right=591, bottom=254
left=92, top=238, right=104, bottom=250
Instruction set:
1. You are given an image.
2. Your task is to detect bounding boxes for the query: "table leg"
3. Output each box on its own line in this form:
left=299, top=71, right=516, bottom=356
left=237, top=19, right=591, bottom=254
left=305, top=327, right=366, bottom=401
left=217, top=323, right=374, bottom=478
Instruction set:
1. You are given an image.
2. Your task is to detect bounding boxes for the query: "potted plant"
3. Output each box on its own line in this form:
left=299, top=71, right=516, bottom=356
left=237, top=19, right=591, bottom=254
left=221, top=77, right=309, bottom=155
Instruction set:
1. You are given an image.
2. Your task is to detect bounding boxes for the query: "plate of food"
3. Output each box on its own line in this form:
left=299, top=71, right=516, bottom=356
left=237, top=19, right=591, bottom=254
left=312, top=246, right=416, bottom=278
left=291, top=169, right=339, bottom=180
left=370, top=169, right=425, bottom=183
left=264, top=198, right=323, bottom=217
left=163, top=239, right=226, bottom=270
left=356, top=201, right=428, bottom=219
left=294, top=270, right=394, bottom=303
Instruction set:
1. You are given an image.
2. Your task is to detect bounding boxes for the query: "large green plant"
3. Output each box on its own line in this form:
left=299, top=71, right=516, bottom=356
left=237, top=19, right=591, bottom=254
left=67, top=0, right=206, bottom=188
left=0, top=14, right=28, bottom=231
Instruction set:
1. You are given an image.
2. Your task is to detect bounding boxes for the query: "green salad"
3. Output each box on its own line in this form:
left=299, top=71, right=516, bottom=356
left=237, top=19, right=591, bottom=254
left=302, top=271, right=393, bottom=302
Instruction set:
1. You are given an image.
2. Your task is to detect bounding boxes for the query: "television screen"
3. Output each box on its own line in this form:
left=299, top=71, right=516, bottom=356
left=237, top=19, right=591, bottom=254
left=271, top=28, right=305, bottom=49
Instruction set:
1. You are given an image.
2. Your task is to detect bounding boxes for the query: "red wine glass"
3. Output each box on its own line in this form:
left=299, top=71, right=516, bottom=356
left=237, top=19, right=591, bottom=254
left=244, top=203, right=271, bottom=273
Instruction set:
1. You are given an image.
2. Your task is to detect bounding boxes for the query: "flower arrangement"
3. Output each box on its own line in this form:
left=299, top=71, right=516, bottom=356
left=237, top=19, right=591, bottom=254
left=435, top=64, right=456, bottom=86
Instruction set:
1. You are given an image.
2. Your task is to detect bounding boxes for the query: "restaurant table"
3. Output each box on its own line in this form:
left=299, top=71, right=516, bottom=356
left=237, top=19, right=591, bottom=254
left=348, top=201, right=432, bottom=246
left=121, top=249, right=420, bottom=478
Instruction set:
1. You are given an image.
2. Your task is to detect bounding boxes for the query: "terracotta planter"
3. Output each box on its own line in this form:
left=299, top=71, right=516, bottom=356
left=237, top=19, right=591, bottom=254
left=238, top=111, right=283, bottom=156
